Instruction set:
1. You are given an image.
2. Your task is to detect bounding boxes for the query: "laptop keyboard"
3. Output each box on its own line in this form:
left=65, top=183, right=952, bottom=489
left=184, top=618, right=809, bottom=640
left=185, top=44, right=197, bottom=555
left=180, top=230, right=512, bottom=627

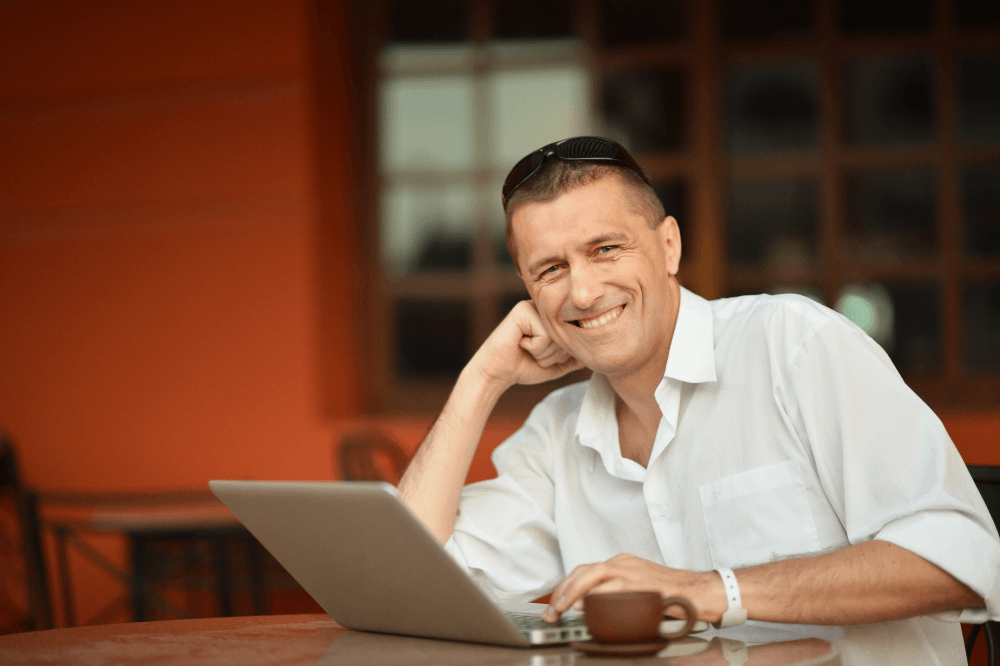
left=506, top=612, right=586, bottom=629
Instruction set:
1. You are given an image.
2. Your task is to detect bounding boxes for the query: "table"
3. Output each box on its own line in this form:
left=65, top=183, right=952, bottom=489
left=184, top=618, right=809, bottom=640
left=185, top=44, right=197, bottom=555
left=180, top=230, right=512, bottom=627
left=41, top=490, right=286, bottom=625
left=0, top=614, right=841, bottom=666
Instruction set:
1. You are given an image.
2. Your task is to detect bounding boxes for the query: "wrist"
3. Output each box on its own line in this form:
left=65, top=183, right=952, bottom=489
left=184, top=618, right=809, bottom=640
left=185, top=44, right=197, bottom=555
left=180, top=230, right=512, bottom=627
left=701, top=570, right=730, bottom=624
left=458, top=361, right=512, bottom=406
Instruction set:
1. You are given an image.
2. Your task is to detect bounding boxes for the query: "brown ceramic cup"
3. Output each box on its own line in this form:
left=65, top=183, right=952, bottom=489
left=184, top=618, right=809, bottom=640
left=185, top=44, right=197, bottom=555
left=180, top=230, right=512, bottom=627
left=583, top=591, right=697, bottom=644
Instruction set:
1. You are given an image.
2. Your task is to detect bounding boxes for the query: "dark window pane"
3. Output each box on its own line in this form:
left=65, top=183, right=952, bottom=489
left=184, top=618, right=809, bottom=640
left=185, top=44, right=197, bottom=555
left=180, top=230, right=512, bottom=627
left=395, top=300, right=470, bottom=378
left=498, top=292, right=530, bottom=325
left=598, top=0, right=686, bottom=47
left=496, top=235, right=516, bottom=269
left=840, top=0, right=931, bottom=34
left=966, top=283, right=1000, bottom=372
left=843, top=55, right=934, bottom=145
left=413, top=234, right=473, bottom=271
left=387, top=0, right=467, bottom=43
left=654, top=178, right=690, bottom=262
left=962, top=165, right=1000, bottom=258
left=603, top=68, right=687, bottom=153
left=958, top=54, right=1000, bottom=144
left=382, top=185, right=474, bottom=274
left=495, top=0, right=574, bottom=39
left=728, top=176, right=819, bottom=267
left=890, top=284, right=940, bottom=374
left=726, top=61, right=818, bottom=154
left=720, top=0, right=814, bottom=41
left=843, top=168, right=937, bottom=261
left=956, top=0, right=1000, bottom=28
left=836, top=283, right=939, bottom=374
left=654, top=179, right=687, bottom=223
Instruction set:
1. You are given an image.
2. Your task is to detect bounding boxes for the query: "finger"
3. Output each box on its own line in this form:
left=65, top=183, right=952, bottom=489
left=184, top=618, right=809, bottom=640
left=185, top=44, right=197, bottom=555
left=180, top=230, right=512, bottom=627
left=553, top=565, right=612, bottom=613
left=536, top=350, right=573, bottom=368
left=543, top=565, right=592, bottom=622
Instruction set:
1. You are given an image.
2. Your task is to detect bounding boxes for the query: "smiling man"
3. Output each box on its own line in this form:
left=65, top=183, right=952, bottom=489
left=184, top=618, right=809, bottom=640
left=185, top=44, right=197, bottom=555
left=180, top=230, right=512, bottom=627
left=396, top=137, right=999, bottom=665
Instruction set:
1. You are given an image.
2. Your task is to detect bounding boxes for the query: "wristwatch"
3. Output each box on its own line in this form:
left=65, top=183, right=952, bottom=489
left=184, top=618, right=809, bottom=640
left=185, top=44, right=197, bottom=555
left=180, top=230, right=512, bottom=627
left=713, top=568, right=748, bottom=628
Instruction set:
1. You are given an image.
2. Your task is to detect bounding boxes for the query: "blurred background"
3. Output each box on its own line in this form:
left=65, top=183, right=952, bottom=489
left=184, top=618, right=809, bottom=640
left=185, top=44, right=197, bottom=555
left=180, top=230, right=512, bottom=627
left=3, top=0, right=1000, bottom=638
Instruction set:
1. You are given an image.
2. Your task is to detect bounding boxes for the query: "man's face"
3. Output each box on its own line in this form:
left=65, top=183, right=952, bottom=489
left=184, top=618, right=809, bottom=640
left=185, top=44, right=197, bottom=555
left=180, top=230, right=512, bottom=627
left=511, top=176, right=682, bottom=379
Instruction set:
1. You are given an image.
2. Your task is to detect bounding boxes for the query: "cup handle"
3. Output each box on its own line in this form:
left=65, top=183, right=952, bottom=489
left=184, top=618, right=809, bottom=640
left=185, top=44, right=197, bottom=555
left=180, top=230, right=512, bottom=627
left=659, top=596, right=697, bottom=640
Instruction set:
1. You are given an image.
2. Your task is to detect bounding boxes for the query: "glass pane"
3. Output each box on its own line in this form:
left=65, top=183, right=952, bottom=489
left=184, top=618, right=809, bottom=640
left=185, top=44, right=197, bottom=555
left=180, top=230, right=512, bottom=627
left=602, top=68, right=687, bottom=154
left=387, top=0, right=467, bottom=43
left=956, top=0, right=1000, bottom=28
left=653, top=178, right=688, bottom=256
left=498, top=292, right=531, bottom=324
left=381, top=75, right=475, bottom=172
left=771, top=285, right=825, bottom=304
left=839, top=0, right=931, bottom=34
left=728, top=176, right=819, bottom=267
left=843, top=168, right=937, bottom=261
left=382, top=184, right=475, bottom=274
left=720, top=0, right=814, bottom=41
left=725, top=61, right=818, bottom=155
left=489, top=65, right=594, bottom=168
left=597, top=0, right=686, bottom=47
left=495, top=0, right=574, bottom=39
left=965, top=282, right=1000, bottom=372
left=843, top=55, right=934, bottom=145
left=395, top=300, right=470, bottom=378
left=962, top=165, right=1000, bottom=258
left=958, top=54, right=1000, bottom=144
left=836, top=283, right=940, bottom=374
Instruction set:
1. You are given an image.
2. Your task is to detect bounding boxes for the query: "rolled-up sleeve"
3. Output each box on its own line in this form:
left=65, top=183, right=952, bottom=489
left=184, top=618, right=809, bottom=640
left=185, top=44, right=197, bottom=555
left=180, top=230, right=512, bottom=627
left=444, top=402, right=565, bottom=602
left=789, top=315, right=1000, bottom=622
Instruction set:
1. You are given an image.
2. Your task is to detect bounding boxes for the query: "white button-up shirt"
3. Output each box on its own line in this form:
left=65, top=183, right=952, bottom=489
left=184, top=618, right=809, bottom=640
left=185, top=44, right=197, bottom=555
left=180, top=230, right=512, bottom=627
left=445, top=288, right=1000, bottom=665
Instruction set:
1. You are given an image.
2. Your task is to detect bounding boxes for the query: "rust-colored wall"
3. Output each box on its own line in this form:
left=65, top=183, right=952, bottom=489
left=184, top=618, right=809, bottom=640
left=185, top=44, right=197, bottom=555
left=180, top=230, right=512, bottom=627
left=0, top=0, right=354, bottom=625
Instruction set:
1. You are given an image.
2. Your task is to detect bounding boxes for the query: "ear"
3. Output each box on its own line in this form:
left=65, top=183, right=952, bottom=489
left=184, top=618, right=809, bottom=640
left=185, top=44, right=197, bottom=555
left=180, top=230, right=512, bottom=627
left=657, top=215, right=682, bottom=275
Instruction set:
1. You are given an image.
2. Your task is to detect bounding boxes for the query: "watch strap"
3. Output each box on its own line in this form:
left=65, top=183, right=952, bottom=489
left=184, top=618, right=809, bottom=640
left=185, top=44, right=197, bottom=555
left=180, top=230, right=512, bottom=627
left=713, top=568, right=748, bottom=628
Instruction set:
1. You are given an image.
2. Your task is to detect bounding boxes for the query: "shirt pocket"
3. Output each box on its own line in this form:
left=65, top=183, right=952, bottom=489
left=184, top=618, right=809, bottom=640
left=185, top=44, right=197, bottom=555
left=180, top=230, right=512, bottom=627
left=698, top=460, right=821, bottom=569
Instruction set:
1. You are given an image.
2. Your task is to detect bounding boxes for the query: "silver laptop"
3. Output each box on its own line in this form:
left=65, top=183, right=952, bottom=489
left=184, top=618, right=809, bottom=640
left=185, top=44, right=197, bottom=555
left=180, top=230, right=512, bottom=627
left=208, top=480, right=590, bottom=646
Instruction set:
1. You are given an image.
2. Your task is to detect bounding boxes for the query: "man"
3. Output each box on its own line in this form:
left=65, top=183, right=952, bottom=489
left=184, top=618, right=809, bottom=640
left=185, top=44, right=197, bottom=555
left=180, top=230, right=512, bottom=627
left=397, top=137, right=999, bottom=664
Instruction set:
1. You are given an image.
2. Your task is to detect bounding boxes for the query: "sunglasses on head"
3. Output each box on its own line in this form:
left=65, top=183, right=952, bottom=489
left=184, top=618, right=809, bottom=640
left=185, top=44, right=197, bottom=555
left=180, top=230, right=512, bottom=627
left=501, top=136, right=651, bottom=210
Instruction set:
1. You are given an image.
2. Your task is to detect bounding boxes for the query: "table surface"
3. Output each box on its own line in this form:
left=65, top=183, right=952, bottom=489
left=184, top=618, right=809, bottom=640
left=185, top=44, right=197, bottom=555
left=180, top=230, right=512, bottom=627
left=0, top=614, right=840, bottom=666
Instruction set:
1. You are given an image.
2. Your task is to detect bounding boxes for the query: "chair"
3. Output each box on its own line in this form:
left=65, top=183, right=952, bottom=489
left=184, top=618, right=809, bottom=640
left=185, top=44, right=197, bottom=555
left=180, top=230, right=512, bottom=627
left=336, top=428, right=409, bottom=484
left=967, top=465, right=1000, bottom=665
left=0, top=431, right=53, bottom=633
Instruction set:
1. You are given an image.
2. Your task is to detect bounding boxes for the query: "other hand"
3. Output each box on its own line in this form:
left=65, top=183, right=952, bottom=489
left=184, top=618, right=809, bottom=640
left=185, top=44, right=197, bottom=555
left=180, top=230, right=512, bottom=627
left=541, top=553, right=726, bottom=624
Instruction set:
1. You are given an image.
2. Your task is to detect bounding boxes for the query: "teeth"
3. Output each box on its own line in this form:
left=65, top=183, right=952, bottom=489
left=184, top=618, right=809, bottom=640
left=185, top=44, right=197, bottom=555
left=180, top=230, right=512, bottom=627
left=578, top=306, right=623, bottom=330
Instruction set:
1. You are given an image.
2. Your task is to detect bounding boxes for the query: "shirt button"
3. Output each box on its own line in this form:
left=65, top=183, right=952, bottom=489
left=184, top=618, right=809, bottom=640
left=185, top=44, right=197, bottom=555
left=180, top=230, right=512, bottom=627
left=657, top=503, right=668, bottom=516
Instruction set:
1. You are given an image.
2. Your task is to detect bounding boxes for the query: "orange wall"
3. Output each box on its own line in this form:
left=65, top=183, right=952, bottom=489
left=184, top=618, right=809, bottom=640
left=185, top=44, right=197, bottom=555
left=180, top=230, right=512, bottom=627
left=1, top=1, right=344, bottom=491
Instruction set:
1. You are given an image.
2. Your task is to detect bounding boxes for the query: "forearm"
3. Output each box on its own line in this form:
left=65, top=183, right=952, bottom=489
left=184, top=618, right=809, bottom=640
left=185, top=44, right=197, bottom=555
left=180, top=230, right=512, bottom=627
left=549, top=540, right=985, bottom=626
left=711, top=540, right=984, bottom=625
left=397, top=364, right=509, bottom=544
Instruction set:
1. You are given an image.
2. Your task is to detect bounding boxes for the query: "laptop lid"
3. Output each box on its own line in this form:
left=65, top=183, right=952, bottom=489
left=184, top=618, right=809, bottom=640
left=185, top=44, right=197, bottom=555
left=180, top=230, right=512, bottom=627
left=209, top=480, right=531, bottom=646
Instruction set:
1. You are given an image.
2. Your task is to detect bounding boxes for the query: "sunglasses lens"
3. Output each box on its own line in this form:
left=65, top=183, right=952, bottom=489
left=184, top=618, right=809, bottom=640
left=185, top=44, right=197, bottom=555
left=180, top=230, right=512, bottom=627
left=556, top=137, right=617, bottom=160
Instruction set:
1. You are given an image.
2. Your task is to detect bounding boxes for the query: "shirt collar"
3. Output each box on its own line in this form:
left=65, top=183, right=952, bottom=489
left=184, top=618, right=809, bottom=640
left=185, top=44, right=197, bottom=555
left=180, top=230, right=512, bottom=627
left=574, top=287, right=717, bottom=477
left=663, top=287, right=717, bottom=385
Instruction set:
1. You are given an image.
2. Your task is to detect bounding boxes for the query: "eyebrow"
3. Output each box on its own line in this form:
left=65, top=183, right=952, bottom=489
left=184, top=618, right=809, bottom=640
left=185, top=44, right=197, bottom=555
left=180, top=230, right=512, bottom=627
left=526, top=232, right=630, bottom=276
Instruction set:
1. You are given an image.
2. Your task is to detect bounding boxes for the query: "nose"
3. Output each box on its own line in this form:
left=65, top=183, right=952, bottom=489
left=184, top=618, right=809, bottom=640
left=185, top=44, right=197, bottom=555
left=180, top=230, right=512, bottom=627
left=568, top=261, right=605, bottom=311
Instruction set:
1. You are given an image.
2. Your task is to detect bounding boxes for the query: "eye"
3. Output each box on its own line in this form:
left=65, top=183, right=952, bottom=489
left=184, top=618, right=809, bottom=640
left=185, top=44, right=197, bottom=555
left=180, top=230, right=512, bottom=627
left=597, top=245, right=617, bottom=254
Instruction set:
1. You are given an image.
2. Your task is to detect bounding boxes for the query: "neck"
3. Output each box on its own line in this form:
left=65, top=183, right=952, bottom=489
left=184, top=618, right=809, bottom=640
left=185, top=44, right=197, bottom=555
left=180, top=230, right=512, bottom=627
left=607, top=280, right=682, bottom=464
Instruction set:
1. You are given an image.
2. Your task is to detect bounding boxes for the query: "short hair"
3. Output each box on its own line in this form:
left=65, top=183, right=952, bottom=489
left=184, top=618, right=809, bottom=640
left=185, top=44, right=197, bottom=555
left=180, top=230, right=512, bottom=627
left=503, top=161, right=666, bottom=272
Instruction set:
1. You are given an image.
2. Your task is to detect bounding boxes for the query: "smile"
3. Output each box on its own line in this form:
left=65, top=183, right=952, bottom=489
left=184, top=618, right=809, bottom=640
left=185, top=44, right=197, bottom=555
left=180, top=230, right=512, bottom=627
left=576, top=305, right=625, bottom=330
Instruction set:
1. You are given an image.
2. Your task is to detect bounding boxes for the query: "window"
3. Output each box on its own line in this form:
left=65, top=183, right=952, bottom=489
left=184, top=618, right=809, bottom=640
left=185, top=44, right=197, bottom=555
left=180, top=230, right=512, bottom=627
left=359, top=0, right=1000, bottom=413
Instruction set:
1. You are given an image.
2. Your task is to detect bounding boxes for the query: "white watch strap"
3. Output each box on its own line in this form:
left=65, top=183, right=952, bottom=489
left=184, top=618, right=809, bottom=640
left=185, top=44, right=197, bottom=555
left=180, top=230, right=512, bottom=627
left=713, top=568, right=748, bottom=628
